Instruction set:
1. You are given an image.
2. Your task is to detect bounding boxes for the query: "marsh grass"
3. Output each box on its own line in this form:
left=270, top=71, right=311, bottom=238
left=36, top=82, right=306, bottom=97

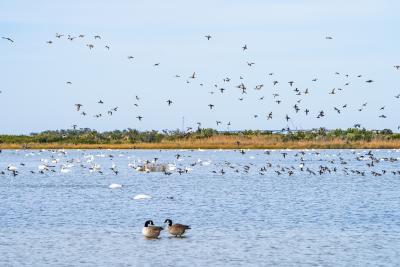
left=1, top=135, right=400, bottom=149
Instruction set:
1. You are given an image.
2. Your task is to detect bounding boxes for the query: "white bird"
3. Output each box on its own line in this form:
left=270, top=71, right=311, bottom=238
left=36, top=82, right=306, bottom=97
left=109, top=183, right=122, bottom=189
left=7, top=165, right=17, bottom=171
left=133, top=194, right=152, bottom=200
left=60, top=166, right=71, bottom=173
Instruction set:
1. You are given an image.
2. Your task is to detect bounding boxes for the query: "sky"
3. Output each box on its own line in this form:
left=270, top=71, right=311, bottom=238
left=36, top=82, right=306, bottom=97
left=0, top=0, right=399, bottom=134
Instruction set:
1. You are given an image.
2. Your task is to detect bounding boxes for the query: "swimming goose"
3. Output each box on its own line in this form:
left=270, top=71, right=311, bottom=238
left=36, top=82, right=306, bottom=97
left=142, top=220, right=163, bottom=238
left=164, top=219, right=191, bottom=237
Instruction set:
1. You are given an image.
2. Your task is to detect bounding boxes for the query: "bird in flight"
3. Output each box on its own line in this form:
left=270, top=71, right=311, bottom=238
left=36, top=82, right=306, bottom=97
left=242, top=44, right=247, bottom=51
left=2, top=37, right=14, bottom=42
left=75, top=104, right=83, bottom=111
left=205, top=35, right=211, bottom=40
left=136, top=116, right=143, bottom=121
left=208, top=104, right=214, bottom=110
left=127, top=56, right=134, bottom=60
left=166, top=100, right=173, bottom=106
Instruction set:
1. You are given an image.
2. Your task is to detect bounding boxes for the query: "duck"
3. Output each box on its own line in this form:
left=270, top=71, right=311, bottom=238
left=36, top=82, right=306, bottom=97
left=164, top=219, right=191, bottom=237
left=142, top=220, right=163, bottom=238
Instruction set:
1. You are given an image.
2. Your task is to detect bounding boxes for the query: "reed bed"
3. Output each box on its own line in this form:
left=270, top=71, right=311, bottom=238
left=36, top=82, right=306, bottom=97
left=1, top=135, right=400, bottom=149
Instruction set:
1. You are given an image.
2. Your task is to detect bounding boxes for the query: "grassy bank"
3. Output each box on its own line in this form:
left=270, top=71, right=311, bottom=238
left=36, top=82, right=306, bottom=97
left=1, top=132, right=400, bottom=149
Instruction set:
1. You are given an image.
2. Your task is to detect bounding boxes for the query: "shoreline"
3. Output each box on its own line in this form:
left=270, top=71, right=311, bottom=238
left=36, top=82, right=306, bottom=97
left=1, top=140, right=400, bottom=150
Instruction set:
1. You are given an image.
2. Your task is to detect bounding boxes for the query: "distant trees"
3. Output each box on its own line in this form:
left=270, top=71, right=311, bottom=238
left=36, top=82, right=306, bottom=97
left=0, top=127, right=399, bottom=144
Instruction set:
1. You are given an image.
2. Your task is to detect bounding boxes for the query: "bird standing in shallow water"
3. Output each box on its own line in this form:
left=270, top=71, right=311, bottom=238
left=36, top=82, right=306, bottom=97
left=142, top=220, right=163, bottom=238
left=164, top=219, right=191, bottom=237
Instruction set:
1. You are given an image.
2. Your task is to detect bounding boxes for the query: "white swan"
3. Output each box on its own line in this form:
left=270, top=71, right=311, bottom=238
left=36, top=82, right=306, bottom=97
left=133, top=194, right=152, bottom=200
left=7, top=165, right=17, bottom=171
left=109, top=183, right=122, bottom=189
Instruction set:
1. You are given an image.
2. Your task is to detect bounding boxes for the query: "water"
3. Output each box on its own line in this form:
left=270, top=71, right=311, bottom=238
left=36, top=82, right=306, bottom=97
left=1, top=149, right=399, bottom=266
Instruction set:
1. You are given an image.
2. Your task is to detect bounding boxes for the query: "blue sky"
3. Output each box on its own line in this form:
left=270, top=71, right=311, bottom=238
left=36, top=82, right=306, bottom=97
left=0, top=0, right=399, bottom=134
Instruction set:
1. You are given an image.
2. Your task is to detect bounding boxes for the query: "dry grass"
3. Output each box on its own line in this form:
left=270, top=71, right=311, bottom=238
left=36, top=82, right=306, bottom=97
left=1, top=135, right=400, bottom=149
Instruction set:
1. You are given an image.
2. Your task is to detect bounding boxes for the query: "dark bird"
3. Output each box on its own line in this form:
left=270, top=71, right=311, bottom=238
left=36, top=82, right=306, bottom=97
left=136, top=116, right=143, bottom=121
left=255, top=84, right=264, bottom=90
left=166, top=99, right=173, bottom=106
left=2, top=37, right=14, bottom=42
left=75, top=104, right=83, bottom=111
left=205, top=35, right=212, bottom=40
left=242, top=44, right=247, bottom=51
left=208, top=104, right=214, bottom=109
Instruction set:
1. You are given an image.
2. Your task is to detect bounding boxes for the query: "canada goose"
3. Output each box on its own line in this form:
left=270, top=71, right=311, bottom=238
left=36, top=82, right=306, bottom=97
left=164, top=219, right=191, bottom=237
left=142, top=220, right=163, bottom=238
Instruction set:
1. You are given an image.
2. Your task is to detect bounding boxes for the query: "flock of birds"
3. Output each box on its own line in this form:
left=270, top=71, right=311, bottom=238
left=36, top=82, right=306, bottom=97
left=2, top=148, right=400, bottom=178
left=2, top=33, right=400, bottom=131
left=2, top=32, right=400, bottom=240
left=1, top=147, right=400, bottom=239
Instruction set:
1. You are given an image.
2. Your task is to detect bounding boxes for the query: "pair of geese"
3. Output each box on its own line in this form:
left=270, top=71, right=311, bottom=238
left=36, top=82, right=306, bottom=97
left=142, top=219, right=190, bottom=238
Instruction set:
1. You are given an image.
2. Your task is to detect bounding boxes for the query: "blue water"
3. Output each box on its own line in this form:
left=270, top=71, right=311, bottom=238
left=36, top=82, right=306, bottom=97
left=1, top=149, right=399, bottom=266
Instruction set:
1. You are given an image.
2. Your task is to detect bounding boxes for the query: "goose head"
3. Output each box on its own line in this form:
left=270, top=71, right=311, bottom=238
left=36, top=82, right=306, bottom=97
left=164, top=219, right=173, bottom=226
left=144, top=220, right=154, bottom=227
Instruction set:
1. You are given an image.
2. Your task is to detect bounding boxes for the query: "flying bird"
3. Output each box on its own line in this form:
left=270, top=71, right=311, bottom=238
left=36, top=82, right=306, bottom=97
left=2, top=37, right=14, bottom=42
left=75, top=104, right=83, bottom=111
